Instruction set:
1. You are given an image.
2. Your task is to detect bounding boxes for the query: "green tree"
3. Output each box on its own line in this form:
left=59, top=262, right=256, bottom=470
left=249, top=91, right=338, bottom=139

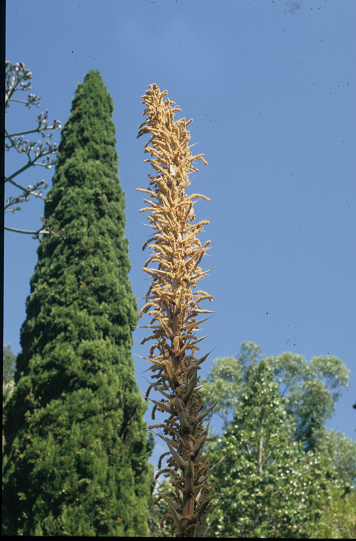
left=5, top=61, right=61, bottom=238
left=2, top=70, right=154, bottom=536
left=147, top=477, right=176, bottom=537
left=199, top=341, right=263, bottom=429
left=201, top=341, right=353, bottom=482
left=266, top=351, right=350, bottom=452
left=305, top=485, right=356, bottom=539
left=2, top=345, right=17, bottom=450
left=204, top=360, right=342, bottom=538
left=316, top=428, right=356, bottom=488
left=3, top=343, right=17, bottom=385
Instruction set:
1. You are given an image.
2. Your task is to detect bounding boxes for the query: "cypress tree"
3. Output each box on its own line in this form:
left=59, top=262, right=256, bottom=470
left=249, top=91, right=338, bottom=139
left=2, top=70, right=154, bottom=536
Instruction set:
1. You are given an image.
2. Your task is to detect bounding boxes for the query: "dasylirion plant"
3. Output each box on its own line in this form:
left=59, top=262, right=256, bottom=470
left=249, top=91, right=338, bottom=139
left=136, top=84, right=228, bottom=537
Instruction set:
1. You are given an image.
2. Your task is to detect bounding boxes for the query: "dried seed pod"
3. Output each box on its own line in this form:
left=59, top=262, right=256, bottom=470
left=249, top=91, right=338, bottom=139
left=147, top=397, right=176, bottom=416
left=192, top=422, right=210, bottom=459
left=157, top=434, right=185, bottom=469
left=175, top=395, right=190, bottom=436
left=143, top=376, right=173, bottom=401
left=183, top=368, right=197, bottom=404
left=164, top=360, right=180, bottom=387
left=196, top=451, right=232, bottom=486
left=159, top=490, right=186, bottom=536
left=195, top=394, right=228, bottom=423
left=183, top=454, right=194, bottom=508
left=155, top=431, right=179, bottom=450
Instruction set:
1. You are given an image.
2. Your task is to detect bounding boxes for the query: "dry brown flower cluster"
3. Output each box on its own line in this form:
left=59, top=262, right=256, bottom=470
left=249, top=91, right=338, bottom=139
left=137, top=84, right=227, bottom=537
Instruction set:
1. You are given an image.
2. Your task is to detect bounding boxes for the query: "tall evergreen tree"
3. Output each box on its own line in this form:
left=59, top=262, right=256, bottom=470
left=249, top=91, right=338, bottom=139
left=2, top=70, right=154, bottom=536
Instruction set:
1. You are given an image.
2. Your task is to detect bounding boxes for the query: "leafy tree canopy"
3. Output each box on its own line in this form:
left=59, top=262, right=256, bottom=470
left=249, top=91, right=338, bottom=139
left=204, top=359, right=347, bottom=538
left=305, top=486, right=356, bottom=539
left=201, top=341, right=351, bottom=455
left=3, top=344, right=17, bottom=384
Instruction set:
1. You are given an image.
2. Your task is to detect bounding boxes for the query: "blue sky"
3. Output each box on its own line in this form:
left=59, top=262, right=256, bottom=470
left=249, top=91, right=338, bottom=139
left=5, top=0, right=355, bottom=477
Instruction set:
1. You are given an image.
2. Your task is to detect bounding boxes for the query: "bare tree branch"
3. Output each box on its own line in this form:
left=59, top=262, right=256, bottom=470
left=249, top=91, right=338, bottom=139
left=4, top=61, right=61, bottom=238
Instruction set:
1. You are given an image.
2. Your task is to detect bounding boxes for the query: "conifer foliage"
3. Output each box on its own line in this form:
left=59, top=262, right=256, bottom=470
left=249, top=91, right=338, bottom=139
left=2, top=71, right=154, bottom=536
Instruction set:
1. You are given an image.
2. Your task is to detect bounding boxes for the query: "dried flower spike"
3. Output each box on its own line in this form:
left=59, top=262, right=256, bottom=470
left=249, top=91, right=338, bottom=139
left=137, top=84, right=220, bottom=537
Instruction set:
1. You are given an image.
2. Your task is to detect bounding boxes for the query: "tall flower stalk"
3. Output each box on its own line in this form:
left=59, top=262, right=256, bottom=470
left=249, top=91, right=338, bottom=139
left=137, top=84, right=227, bottom=537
